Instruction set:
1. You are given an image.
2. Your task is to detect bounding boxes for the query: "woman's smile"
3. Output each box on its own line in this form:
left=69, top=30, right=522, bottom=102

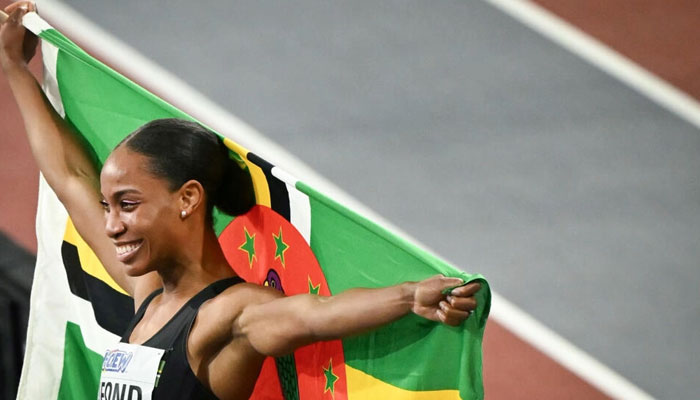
left=115, top=240, right=144, bottom=263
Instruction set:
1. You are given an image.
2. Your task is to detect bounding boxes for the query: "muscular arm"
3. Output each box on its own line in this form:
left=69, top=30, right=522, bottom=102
left=235, top=276, right=479, bottom=357
left=1, top=4, right=154, bottom=300
left=190, top=278, right=478, bottom=398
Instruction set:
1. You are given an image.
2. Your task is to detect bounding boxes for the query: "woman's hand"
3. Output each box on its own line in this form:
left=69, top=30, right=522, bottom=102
left=1, top=1, right=38, bottom=72
left=412, top=275, right=480, bottom=326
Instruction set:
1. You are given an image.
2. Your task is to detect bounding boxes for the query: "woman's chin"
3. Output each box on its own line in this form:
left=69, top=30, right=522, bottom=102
left=123, top=263, right=152, bottom=277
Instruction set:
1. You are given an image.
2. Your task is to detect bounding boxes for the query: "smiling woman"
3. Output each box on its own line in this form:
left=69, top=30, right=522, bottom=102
left=1, top=1, right=480, bottom=399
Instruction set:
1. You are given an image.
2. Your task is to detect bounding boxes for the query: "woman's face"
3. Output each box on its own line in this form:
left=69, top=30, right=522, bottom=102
left=100, top=146, right=182, bottom=276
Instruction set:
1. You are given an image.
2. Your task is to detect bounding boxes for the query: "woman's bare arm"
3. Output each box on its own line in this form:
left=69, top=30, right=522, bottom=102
left=235, top=275, right=479, bottom=357
left=1, top=3, right=155, bottom=300
left=190, top=277, right=478, bottom=396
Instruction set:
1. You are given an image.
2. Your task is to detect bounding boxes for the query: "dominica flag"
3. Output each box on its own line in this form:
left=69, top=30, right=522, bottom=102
left=15, top=11, right=490, bottom=400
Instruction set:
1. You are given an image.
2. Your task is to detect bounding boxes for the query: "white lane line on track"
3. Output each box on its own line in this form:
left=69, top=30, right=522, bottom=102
left=486, top=0, right=700, bottom=131
left=484, top=1, right=673, bottom=398
left=490, top=293, right=654, bottom=400
left=36, top=0, right=654, bottom=399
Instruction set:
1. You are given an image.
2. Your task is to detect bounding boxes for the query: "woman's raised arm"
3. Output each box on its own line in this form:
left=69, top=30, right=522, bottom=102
left=1, top=2, right=150, bottom=300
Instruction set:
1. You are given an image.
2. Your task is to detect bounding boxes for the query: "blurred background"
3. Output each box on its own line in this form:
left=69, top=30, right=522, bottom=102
left=2, top=0, right=698, bottom=398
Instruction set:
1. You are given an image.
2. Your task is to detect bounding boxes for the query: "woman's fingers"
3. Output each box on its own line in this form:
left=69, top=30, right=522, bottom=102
left=414, top=276, right=482, bottom=326
left=4, top=1, right=36, bottom=14
left=1, top=2, right=38, bottom=68
left=2, top=2, right=35, bottom=25
left=7, top=8, right=21, bottom=24
left=3, top=5, right=26, bottom=27
left=437, top=301, right=472, bottom=326
left=439, top=281, right=481, bottom=325
left=446, top=294, right=477, bottom=312
left=450, top=282, right=481, bottom=297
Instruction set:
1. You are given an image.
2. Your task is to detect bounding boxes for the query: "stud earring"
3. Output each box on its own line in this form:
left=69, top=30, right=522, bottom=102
left=180, top=210, right=187, bottom=219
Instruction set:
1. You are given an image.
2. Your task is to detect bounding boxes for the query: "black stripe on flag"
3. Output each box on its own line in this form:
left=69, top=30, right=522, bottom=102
left=61, top=241, right=134, bottom=336
left=246, top=152, right=291, bottom=221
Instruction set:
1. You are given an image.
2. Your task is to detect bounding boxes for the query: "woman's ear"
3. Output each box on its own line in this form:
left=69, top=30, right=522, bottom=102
left=178, top=180, right=205, bottom=217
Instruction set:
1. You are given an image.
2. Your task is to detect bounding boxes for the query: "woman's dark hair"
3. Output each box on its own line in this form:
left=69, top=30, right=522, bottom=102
left=117, top=118, right=255, bottom=217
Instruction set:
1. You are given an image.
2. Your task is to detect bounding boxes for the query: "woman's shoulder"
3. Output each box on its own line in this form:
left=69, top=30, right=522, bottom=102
left=205, top=281, right=286, bottom=312
left=194, top=281, right=286, bottom=325
left=188, top=282, right=286, bottom=353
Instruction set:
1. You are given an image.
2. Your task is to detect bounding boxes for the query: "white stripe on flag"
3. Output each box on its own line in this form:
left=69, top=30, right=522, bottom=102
left=21, top=12, right=52, bottom=35
left=271, top=167, right=311, bottom=244
left=40, top=40, right=65, bottom=117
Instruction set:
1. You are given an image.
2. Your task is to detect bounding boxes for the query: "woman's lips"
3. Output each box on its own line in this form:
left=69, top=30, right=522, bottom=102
left=115, top=240, right=143, bottom=262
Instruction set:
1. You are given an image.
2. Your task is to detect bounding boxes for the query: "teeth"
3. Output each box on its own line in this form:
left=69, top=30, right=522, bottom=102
left=116, top=242, right=140, bottom=256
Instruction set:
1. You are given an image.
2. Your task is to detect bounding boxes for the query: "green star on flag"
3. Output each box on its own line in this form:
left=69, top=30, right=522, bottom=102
left=273, top=227, right=290, bottom=267
left=308, top=276, right=321, bottom=295
left=238, top=227, right=257, bottom=268
left=323, top=358, right=339, bottom=398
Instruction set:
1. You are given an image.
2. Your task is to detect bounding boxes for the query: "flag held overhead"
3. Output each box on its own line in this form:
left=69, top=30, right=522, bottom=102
left=15, top=10, right=490, bottom=400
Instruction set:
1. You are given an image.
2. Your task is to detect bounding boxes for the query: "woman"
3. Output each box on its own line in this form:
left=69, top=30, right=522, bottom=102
left=1, top=3, right=480, bottom=399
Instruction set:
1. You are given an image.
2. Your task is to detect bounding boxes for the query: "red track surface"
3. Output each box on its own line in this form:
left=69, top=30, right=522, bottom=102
left=5, top=0, right=698, bottom=397
left=0, top=46, right=40, bottom=253
left=533, top=0, right=700, bottom=101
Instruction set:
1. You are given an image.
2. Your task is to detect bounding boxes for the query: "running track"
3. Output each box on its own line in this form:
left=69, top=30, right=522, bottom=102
left=2, top=1, right=698, bottom=398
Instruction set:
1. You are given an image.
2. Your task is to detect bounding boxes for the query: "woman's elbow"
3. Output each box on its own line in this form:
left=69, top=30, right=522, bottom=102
left=237, top=304, right=316, bottom=357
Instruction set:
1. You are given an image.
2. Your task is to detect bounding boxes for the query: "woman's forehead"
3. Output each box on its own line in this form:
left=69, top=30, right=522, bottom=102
left=102, top=147, right=147, bottom=177
left=100, top=148, right=163, bottom=191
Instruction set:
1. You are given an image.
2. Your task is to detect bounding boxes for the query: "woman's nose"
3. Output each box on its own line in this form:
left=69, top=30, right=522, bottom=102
left=104, top=210, right=125, bottom=238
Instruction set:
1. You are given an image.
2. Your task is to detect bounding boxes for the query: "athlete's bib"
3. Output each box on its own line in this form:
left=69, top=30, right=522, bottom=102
left=98, top=342, right=165, bottom=400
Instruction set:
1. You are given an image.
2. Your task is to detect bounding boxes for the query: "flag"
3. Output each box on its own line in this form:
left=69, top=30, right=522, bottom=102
left=16, top=12, right=490, bottom=400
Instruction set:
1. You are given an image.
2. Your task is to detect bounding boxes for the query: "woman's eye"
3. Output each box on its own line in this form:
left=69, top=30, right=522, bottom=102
left=120, top=201, right=138, bottom=210
left=100, top=200, right=110, bottom=212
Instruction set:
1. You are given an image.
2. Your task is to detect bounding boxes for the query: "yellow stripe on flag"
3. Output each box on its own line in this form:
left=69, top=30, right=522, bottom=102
left=345, top=365, right=461, bottom=400
left=63, top=218, right=128, bottom=295
left=223, top=138, right=271, bottom=207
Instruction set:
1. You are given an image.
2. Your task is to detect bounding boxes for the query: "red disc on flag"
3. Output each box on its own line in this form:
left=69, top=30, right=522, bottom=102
left=219, top=205, right=348, bottom=400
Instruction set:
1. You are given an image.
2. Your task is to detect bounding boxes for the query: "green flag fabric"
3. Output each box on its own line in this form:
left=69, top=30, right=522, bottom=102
left=16, top=12, right=490, bottom=400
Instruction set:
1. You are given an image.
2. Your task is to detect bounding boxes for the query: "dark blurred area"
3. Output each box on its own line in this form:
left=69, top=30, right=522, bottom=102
left=0, top=233, right=35, bottom=400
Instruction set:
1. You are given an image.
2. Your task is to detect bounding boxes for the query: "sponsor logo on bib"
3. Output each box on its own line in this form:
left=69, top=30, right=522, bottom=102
left=103, top=349, right=134, bottom=373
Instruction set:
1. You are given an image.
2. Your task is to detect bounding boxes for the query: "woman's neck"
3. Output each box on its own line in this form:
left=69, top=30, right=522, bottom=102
left=158, top=227, right=236, bottom=299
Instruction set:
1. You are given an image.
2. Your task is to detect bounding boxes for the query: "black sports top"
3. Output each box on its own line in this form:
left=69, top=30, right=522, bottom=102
left=120, top=277, right=244, bottom=400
